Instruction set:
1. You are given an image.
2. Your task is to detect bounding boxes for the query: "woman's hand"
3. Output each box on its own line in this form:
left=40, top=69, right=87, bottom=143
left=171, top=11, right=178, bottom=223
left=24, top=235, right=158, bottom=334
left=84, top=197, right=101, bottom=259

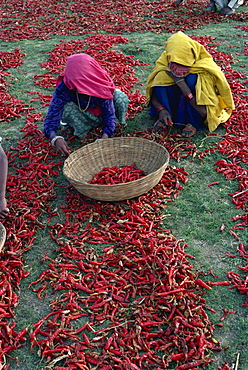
left=0, top=198, right=9, bottom=221
left=55, top=138, right=70, bottom=158
left=150, top=89, right=173, bottom=129
left=154, top=109, right=173, bottom=129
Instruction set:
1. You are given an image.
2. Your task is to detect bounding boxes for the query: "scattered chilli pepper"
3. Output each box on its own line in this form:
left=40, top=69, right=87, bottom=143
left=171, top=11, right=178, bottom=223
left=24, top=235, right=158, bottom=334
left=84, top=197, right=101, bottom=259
left=220, top=308, right=237, bottom=321
left=216, top=323, right=224, bottom=327
left=224, top=252, right=236, bottom=258
left=209, top=269, right=219, bottom=277
left=208, top=181, right=219, bottom=186
left=228, top=230, right=240, bottom=241
left=208, top=281, right=232, bottom=287
left=238, top=243, right=248, bottom=258
left=220, top=224, right=226, bottom=232
left=218, top=362, right=232, bottom=370
left=195, top=278, right=212, bottom=290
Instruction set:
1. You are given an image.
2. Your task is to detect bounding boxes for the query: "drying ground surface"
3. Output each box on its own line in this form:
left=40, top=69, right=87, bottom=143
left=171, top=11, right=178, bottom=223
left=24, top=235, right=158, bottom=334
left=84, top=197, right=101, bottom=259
left=0, top=1, right=247, bottom=369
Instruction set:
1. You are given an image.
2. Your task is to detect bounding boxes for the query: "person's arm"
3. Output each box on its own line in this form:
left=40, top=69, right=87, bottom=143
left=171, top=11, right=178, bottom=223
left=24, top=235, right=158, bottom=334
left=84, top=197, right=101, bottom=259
left=0, top=143, right=9, bottom=220
left=166, top=71, right=207, bottom=117
left=98, top=98, right=117, bottom=139
left=44, top=82, right=70, bottom=157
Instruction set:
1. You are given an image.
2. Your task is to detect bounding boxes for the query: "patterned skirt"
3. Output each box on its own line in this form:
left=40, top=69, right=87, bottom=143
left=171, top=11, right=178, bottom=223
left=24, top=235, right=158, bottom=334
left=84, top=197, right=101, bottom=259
left=61, top=89, right=129, bottom=138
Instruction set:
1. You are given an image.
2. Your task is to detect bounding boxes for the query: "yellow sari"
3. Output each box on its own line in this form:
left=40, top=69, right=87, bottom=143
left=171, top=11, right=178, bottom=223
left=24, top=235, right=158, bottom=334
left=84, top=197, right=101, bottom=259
left=146, top=31, right=235, bottom=132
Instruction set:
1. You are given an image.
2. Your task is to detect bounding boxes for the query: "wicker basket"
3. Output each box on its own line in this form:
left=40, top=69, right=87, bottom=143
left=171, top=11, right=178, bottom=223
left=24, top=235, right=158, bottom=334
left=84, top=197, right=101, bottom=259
left=0, top=223, right=6, bottom=253
left=63, top=137, right=170, bottom=201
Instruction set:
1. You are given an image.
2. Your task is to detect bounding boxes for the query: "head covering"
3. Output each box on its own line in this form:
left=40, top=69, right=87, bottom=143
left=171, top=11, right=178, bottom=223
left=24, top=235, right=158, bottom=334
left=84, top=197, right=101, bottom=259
left=165, top=31, right=212, bottom=66
left=56, top=53, right=116, bottom=99
left=146, top=31, right=235, bottom=132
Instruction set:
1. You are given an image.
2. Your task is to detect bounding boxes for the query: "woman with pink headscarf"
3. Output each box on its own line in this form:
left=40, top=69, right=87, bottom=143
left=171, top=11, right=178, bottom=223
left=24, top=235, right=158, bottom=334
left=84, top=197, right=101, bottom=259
left=44, top=54, right=129, bottom=157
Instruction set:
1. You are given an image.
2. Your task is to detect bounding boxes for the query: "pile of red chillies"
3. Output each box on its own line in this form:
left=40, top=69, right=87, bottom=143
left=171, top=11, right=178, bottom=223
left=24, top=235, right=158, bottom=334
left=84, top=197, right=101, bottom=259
left=0, top=122, right=62, bottom=368
left=0, top=5, right=247, bottom=369
left=29, top=164, right=222, bottom=370
left=0, top=0, right=247, bottom=42
left=0, top=49, right=28, bottom=122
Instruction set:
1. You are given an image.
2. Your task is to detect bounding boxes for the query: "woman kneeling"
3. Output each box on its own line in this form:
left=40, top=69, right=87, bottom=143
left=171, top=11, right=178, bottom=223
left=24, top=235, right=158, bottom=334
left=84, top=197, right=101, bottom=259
left=146, top=31, right=234, bottom=138
left=44, top=53, right=129, bottom=157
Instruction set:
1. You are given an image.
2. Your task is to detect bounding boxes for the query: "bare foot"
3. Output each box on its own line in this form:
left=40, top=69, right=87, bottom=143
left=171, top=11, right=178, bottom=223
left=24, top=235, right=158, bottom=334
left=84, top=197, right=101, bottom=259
left=173, top=0, right=184, bottom=6
left=182, top=124, right=197, bottom=138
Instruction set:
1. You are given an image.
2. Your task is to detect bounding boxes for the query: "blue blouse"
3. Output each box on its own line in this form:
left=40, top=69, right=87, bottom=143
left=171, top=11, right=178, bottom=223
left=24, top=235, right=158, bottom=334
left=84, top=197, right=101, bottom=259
left=43, top=81, right=117, bottom=139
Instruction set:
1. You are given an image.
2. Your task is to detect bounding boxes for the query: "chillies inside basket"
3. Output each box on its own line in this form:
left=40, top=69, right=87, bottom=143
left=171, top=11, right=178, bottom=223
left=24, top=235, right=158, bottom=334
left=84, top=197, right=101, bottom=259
left=88, top=164, right=146, bottom=185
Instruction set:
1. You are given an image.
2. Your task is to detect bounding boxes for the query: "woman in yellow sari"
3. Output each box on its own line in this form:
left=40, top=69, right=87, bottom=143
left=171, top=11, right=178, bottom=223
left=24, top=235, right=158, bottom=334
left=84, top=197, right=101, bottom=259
left=146, top=31, right=234, bottom=137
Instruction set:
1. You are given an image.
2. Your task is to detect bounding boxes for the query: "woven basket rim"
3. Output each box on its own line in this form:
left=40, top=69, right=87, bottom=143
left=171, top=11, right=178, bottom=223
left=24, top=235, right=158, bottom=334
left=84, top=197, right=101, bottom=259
left=64, top=136, right=169, bottom=170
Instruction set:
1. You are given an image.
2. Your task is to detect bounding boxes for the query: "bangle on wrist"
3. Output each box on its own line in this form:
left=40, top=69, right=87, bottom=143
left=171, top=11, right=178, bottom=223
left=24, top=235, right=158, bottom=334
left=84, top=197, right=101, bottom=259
left=175, top=78, right=185, bottom=84
left=51, top=135, right=64, bottom=146
left=186, top=92, right=194, bottom=101
left=156, top=106, right=166, bottom=113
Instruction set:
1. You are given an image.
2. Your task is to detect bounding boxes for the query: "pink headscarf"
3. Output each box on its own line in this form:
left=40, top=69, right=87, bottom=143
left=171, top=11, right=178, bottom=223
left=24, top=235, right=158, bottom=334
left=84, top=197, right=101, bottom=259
left=56, top=53, right=116, bottom=99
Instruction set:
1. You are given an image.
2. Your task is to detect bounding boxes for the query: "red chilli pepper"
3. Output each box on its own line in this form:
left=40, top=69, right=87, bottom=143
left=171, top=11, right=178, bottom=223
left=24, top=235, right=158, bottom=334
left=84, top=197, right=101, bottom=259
left=195, top=278, right=212, bottom=290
